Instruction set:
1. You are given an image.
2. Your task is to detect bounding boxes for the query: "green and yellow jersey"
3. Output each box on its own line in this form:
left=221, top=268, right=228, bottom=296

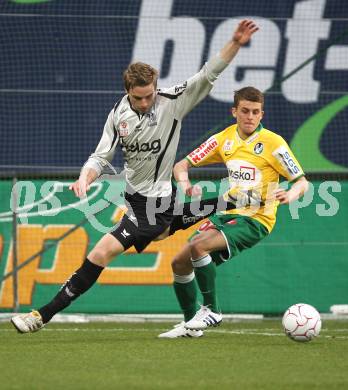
left=186, top=124, right=304, bottom=232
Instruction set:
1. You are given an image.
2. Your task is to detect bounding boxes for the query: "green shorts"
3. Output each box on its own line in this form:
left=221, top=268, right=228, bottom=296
left=191, top=214, right=269, bottom=266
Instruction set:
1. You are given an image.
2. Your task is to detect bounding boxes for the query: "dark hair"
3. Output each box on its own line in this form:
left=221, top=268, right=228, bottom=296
left=123, top=62, right=158, bottom=91
left=233, top=86, right=264, bottom=109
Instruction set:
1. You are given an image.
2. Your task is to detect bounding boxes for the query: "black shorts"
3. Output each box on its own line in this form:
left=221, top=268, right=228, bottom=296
left=110, top=187, right=176, bottom=253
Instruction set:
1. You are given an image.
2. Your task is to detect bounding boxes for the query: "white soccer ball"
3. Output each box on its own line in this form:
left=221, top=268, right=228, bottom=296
left=282, top=303, right=322, bottom=342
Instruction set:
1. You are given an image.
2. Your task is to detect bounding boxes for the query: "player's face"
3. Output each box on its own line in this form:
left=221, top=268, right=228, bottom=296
left=232, top=100, right=264, bottom=139
left=128, top=84, right=156, bottom=114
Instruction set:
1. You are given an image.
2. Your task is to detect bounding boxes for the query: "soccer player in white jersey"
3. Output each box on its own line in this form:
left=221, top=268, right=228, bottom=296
left=11, top=20, right=259, bottom=334
left=159, top=86, right=309, bottom=338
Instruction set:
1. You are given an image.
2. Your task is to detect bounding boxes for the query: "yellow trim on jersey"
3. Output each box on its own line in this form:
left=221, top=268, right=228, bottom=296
left=187, top=124, right=304, bottom=232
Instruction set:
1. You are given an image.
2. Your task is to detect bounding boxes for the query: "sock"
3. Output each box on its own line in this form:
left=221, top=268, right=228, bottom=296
left=173, top=273, right=197, bottom=322
left=192, top=254, right=220, bottom=313
left=38, top=258, right=104, bottom=323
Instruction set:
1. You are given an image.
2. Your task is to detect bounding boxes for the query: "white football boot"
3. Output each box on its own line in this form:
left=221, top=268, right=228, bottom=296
left=11, top=311, right=44, bottom=333
left=158, top=322, right=203, bottom=338
left=184, top=306, right=222, bottom=330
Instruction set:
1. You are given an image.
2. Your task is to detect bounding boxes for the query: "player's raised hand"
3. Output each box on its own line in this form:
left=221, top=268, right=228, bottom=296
left=232, top=19, right=259, bottom=46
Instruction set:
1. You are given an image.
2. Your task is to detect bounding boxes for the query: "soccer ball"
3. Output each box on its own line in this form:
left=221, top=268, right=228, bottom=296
left=282, top=303, right=321, bottom=342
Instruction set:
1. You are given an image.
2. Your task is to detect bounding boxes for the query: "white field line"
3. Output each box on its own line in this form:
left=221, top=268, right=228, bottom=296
left=1, top=327, right=348, bottom=339
left=209, top=330, right=348, bottom=339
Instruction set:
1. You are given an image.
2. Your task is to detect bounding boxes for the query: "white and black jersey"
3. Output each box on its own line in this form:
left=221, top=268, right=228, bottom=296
left=84, top=54, right=229, bottom=197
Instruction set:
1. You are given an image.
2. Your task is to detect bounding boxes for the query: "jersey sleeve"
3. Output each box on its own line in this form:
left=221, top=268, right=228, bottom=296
left=83, top=109, right=120, bottom=175
left=186, top=135, right=223, bottom=167
left=271, top=137, right=304, bottom=182
left=171, top=54, right=229, bottom=120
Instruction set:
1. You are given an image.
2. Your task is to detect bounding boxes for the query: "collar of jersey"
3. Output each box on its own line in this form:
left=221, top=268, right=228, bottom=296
left=127, top=96, right=156, bottom=119
left=236, top=123, right=263, bottom=144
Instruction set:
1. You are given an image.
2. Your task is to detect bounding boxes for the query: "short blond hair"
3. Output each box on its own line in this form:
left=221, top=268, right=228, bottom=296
left=123, top=62, right=158, bottom=91
left=233, top=87, right=264, bottom=109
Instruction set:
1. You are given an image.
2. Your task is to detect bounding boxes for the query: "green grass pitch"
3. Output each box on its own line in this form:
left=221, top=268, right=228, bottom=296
left=1, top=320, right=348, bottom=389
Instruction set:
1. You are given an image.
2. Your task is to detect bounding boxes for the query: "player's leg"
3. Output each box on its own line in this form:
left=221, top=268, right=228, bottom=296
left=158, top=243, right=203, bottom=338
left=190, top=229, right=227, bottom=311
left=116, top=195, right=232, bottom=243
left=87, top=233, right=125, bottom=267
left=11, top=234, right=125, bottom=333
left=168, top=187, right=263, bottom=237
left=171, top=244, right=197, bottom=323
left=186, top=215, right=269, bottom=330
left=122, top=190, right=258, bottom=242
left=118, top=196, right=224, bottom=243
left=168, top=195, right=231, bottom=236
left=183, top=228, right=227, bottom=330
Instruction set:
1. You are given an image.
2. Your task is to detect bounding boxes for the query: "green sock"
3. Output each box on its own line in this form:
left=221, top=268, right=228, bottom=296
left=193, top=256, right=220, bottom=313
left=173, top=279, right=197, bottom=322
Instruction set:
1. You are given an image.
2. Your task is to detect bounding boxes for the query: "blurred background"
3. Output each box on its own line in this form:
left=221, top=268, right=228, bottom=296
left=0, top=0, right=347, bottom=317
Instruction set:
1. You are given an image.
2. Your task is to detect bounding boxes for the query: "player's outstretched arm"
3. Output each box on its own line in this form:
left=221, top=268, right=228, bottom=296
left=173, top=20, right=258, bottom=120
left=219, top=19, right=259, bottom=64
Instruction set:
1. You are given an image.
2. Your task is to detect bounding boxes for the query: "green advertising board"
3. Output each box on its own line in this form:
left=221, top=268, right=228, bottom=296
left=0, top=178, right=347, bottom=315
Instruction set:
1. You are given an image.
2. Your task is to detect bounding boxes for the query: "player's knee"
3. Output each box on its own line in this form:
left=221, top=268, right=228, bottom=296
left=171, top=256, right=181, bottom=273
left=171, top=255, right=191, bottom=274
left=189, top=236, right=206, bottom=256
left=88, top=247, right=117, bottom=267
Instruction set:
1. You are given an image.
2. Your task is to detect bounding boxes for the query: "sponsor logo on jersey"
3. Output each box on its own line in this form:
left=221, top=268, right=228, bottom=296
left=119, top=121, right=129, bottom=137
left=254, top=142, right=264, bottom=155
left=226, top=160, right=262, bottom=188
left=124, top=139, right=161, bottom=154
left=228, top=166, right=256, bottom=181
left=227, top=219, right=237, bottom=225
left=189, top=137, right=218, bottom=164
left=273, top=146, right=301, bottom=176
left=174, top=81, right=187, bottom=94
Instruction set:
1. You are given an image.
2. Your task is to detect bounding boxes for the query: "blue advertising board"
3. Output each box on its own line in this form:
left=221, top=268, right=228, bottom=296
left=1, top=0, right=347, bottom=171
